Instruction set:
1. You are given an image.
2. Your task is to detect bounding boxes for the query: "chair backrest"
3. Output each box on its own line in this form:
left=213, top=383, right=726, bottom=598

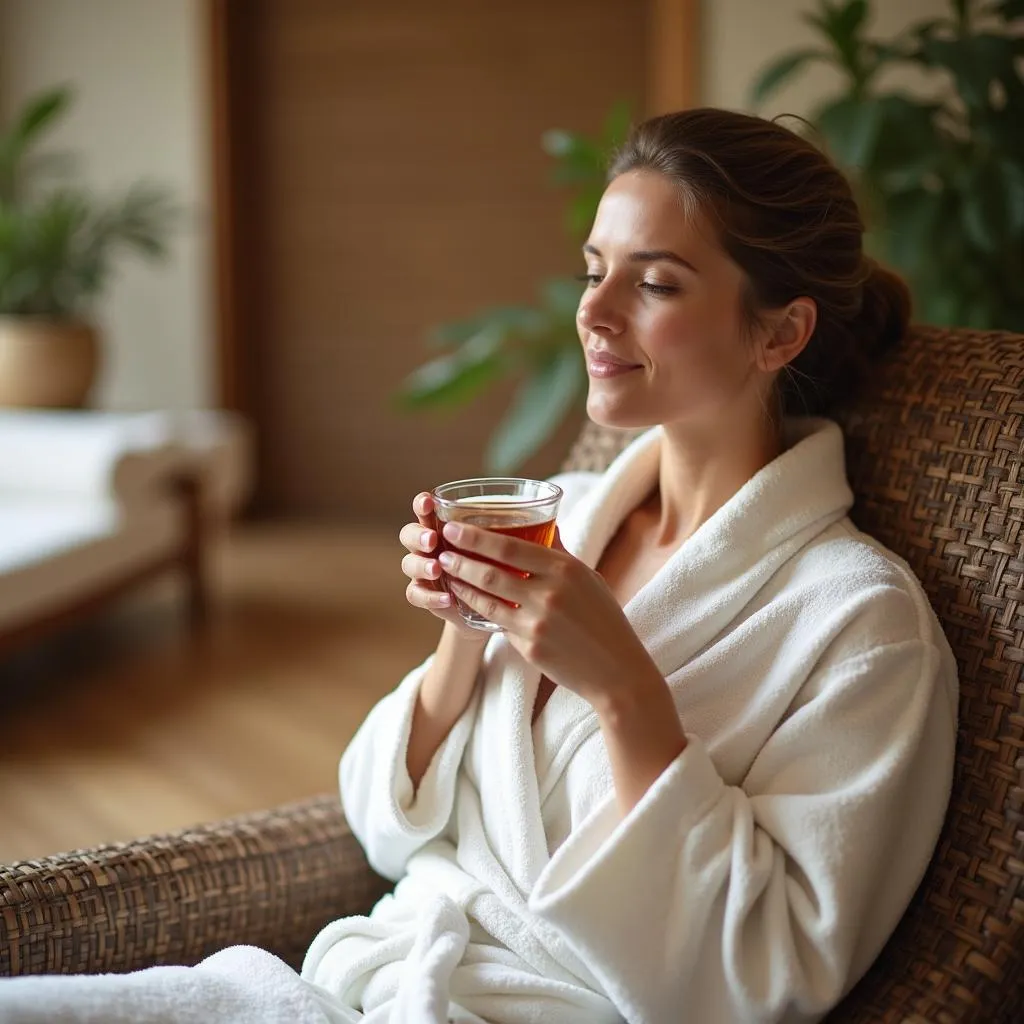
left=561, top=324, right=1024, bottom=1024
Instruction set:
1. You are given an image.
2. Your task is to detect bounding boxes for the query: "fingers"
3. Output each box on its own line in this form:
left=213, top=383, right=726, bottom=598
left=439, top=520, right=555, bottom=575
left=406, top=580, right=452, bottom=610
left=399, top=521, right=438, bottom=555
left=414, top=492, right=438, bottom=548
left=401, top=492, right=442, bottom=597
left=437, top=549, right=524, bottom=606
left=401, top=551, right=442, bottom=582
left=446, top=579, right=511, bottom=629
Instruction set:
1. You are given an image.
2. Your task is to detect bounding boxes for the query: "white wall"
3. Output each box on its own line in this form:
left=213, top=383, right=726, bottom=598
left=703, top=0, right=949, bottom=117
left=0, top=0, right=212, bottom=411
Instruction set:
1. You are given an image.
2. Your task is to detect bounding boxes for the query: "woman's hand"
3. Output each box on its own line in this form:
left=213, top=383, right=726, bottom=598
left=440, top=518, right=688, bottom=814
left=400, top=493, right=494, bottom=642
left=437, top=520, right=660, bottom=710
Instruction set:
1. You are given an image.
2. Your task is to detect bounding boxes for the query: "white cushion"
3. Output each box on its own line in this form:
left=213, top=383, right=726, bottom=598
left=0, top=498, right=119, bottom=573
left=0, top=503, right=182, bottom=632
left=0, top=408, right=251, bottom=636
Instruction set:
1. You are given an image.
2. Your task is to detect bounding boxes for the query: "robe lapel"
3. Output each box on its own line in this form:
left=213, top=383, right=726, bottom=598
left=533, top=417, right=855, bottom=783
left=473, top=417, right=854, bottom=889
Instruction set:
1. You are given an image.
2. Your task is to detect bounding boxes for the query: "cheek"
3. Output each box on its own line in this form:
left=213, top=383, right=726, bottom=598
left=641, top=297, right=747, bottom=382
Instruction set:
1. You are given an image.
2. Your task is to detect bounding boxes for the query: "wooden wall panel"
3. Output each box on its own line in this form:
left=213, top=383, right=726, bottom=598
left=225, top=1, right=650, bottom=523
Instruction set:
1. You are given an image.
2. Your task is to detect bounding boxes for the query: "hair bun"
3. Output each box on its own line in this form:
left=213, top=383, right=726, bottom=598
left=857, top=256, right=911, bottom=360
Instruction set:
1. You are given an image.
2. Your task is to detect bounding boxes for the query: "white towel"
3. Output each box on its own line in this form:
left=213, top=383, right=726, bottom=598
left=0, top=409, right=251, bottom=516
left=0, top=946, right=355, bottom=1023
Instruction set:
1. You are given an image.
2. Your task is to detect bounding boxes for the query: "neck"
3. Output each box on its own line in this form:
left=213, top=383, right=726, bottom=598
left=642, top=411, right=783, bottom=549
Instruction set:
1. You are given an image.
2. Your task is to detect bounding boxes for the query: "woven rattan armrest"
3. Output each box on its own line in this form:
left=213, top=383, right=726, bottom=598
left=0, top=793, right=390, bottom=977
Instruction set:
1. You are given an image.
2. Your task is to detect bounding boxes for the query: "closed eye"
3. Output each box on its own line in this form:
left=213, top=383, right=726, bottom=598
left=576, top=272, right=680, bottom=298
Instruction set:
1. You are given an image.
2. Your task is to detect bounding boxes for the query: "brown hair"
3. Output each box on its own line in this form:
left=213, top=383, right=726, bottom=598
left=609, top=108, right=911, bottom=416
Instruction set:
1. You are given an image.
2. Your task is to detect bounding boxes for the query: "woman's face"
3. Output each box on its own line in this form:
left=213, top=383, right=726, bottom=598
left=577, top=169, right=769, bottom=431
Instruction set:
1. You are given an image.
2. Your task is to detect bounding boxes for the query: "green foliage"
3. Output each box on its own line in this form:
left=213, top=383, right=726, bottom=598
left=0, top=85, right=179, bottom=318
left=394, top=102, right=631, bottom=473
left=751, top=0, right=1024, bottom=331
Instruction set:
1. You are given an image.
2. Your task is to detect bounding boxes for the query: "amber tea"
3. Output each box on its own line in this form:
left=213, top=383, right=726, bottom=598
left=431, top=480, right=563, bottom=633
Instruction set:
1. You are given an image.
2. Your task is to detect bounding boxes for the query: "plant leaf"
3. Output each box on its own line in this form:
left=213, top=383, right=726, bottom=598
left=990, top=0, right=1024, bottom=18
left=11, top=86, right=72, bottom=147
left=962, top=160, right=1013, bottom=253
left=878, top=187, right=944, bottom=273
left=395, top=328, right=508, bottom=410
left=546, top=128, right=607, bottom=189
left=802, top=0, right=869, bottom=82
left=566, top=184, right=603, bottom=239
left=813, top=94, right=884, bottom=169
left=870, top=95, right=941, bottom=185
left=749, top=50, right=825, bottom=106
left=836, top=0, right=869, bottom=40
left=541, top=277, right=585, bottom=321
left=484, top=346, right=584, bottom=474
left=602, top=99, right=633, bottom=150
left=0, top=86, right=73, bottom=204
left=998, top=159, right=1024, bottom=237
left=428, top=306, right=548, bottom=349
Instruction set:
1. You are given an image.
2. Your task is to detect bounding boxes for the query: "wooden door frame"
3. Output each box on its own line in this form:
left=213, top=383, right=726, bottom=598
left=204, top=0, right=700, bottom=415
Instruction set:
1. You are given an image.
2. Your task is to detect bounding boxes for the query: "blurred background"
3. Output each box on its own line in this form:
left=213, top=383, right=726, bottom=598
left=0, top=0, right=1019, bottom=862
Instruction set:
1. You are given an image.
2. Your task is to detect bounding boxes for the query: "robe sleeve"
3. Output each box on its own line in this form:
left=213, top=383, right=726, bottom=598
left=339, top=654, right=482, bottom=882
left=339, top=469, right=595, bottom=883
left=528, top=637, right=957, bottom=1023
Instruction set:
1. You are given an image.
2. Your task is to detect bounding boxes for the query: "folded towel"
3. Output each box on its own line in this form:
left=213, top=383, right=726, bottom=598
left=0, top=946, right=356, bottom=1023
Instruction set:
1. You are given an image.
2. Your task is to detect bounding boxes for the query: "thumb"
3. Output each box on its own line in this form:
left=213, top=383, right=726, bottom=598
left=551, top=524, right=567, bottom=554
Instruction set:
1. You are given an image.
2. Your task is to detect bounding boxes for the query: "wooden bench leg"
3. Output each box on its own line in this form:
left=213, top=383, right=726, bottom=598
left=173, top=474, right=209, bottom=628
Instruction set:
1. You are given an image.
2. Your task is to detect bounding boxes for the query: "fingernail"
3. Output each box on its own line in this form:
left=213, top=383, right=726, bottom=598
left=421, top=530, right=434, bottom=550
left=437, top=593, right=451, bottom=607
left=443, top=522, right=462, bottom=543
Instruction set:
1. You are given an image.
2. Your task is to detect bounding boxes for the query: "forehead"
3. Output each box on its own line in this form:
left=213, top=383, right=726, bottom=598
left=590, top=169, right=720, bottom=256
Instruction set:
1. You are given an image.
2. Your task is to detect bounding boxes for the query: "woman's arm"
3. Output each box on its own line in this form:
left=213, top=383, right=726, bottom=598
left=339, top=626, right=486, bottom=881
left=342, top=469, right=598, bottom=882
left=406, top=623, right=489, bottom=789
left=591, top=662, right=688, bottom=816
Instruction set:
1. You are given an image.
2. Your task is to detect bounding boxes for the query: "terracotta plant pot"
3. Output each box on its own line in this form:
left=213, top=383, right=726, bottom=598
left=0, top=317, right=100, bottom=408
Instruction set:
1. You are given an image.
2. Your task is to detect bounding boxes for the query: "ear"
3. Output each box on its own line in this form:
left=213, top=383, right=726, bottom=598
left=755, top=297, right=817, bottom=373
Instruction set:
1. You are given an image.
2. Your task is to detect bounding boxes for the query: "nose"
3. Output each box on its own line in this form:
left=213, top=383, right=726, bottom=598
left=577, top=284, right=625, bottom=337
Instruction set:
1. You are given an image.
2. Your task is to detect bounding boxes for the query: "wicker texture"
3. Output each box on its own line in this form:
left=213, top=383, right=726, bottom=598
left=1, top=324, right=1021, bottom=1023
left=0, top=794, right=388, bottom=976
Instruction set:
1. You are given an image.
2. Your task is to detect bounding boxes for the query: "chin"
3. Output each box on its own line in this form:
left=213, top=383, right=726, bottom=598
left=585, top=395, right=661, bottom=432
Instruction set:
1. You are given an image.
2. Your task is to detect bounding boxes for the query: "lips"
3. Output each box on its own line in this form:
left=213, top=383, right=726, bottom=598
left=586, top=350, right=642, bottom=379
left=585, top=349, right=641, bottom=368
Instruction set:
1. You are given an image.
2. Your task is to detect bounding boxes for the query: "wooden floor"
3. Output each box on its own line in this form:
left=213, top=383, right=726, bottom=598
left=0, top=525, right=440, bottom=863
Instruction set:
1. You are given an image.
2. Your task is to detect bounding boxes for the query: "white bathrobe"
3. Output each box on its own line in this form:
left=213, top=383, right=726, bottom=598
left=0, top=417, right=958, bottom=1024
left=302, top=416, right=959, bottom=1023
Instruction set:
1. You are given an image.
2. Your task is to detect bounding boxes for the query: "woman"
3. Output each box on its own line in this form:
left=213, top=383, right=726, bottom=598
left=0, top=109, right=957, bottom=1024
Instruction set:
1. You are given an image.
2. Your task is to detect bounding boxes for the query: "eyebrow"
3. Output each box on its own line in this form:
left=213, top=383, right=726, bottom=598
left=583, top=243, right=699, bottom=275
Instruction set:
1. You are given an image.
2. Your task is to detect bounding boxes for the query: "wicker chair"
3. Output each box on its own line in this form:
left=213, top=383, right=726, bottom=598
left=1, top=324, right=1022, bottom=1023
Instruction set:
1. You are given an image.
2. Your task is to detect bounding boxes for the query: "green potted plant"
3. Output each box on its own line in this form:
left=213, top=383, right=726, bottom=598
left=0, top=85, right=178, bottom=408
left=393, top=103, right=631, bottom=475
left=750, top=0, right=1024, bottom=330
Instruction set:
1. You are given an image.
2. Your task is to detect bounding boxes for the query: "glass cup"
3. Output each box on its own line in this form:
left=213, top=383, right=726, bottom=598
left=431, top=477, right=563, bottom=633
